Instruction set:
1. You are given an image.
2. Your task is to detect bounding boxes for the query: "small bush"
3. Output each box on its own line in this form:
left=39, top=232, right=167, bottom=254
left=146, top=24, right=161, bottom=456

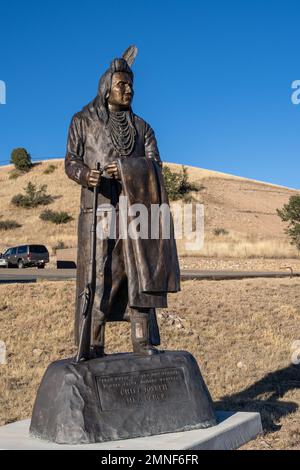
left=40, top=210, right=73, bottom=224
left=214, top=228, right=229, bottom=236
left=52, top=240, right=68, bottom=255
left=0, top=220, right=22, bottom=230
left=10, top=148, right=32, bottom=172
left=43, top=164, right=57, bottom=175
left=163, top=165, right=203, bottom=201
left=11, top=182, right=54, bottom=209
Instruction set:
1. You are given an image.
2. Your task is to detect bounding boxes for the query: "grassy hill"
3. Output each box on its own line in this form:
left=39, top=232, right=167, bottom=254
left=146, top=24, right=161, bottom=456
left=1, top=161, right=300, bottom=450
left=0, top=159, right=299, bottom=260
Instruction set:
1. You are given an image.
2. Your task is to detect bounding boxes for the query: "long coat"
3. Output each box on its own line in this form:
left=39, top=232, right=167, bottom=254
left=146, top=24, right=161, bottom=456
left=65, top=101, right=180, bottom=342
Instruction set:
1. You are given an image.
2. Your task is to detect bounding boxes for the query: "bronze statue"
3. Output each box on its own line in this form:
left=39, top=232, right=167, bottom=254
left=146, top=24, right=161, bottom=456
left=30, top=47, right=216, bottom=444
left=65, top=46, right=180, bottom=359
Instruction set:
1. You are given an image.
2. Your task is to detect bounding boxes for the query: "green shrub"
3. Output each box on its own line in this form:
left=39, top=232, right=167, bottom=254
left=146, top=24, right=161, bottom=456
left=163, top=166, right=182, bottom=201
left=40, top=209, right=73, bottom=224
left=10, top=148, right=32, bottom=171
left=163, top=165, right=203, bottom=201
left=277, top=195, right=300, bottom=249
left=214, top=228, right=229, bottom=236
left=11, top=182, right=54, bottom=208
left=0, top=220, right=22, bottom=230
left=43, top=164, right=57, bottom=175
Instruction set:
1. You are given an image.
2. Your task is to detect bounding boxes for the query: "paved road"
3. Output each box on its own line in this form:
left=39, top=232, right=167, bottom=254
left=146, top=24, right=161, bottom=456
left=180, top=269, right=298, bottom=280
left=0, top=268, right=76, bottom=283
left=0, top=268, right=299, bottom=284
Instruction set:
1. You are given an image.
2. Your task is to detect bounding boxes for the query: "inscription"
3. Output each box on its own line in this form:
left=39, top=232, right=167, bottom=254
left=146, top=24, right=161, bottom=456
left=96, top=367, right=189, bottom=411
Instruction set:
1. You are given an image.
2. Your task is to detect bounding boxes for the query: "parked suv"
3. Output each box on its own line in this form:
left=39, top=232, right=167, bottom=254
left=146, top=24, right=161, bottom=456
left=0, top=244, right=49, bottom=269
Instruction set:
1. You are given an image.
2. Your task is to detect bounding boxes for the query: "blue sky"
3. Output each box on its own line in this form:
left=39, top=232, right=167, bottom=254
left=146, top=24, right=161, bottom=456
left=0, top=0, right=299, bottom=188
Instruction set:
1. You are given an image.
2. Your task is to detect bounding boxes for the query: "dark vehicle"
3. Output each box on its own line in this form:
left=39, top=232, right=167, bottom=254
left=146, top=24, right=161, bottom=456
left=0, top=244, right=49, bottom=269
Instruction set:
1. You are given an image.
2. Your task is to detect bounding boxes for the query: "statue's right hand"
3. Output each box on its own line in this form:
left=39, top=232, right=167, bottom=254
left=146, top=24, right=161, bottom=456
left=88, top=169, right=102, bottom=187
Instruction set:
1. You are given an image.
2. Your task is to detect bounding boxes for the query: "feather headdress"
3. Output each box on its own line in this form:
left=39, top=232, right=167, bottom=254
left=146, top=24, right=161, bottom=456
left=122, top=45, right=138, bottom=67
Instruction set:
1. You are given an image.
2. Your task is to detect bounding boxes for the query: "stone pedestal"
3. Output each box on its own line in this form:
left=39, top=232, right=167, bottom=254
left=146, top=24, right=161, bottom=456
left=30, top=350, right=216, bottom=444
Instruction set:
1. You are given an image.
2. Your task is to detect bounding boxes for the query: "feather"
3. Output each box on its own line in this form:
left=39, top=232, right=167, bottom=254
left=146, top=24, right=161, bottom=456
left=122, top=45, right=138, bottom=67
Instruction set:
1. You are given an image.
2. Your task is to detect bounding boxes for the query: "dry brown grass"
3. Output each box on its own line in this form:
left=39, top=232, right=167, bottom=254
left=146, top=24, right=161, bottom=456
left=172, top=166, right=300, bottom=259
left=1, top=160, right=299, bottom=260
left=0, top=160, right=79, bottom=254
left=178, top=236, right=300, bottom=259
left=0, top=277, right=300, bottom=449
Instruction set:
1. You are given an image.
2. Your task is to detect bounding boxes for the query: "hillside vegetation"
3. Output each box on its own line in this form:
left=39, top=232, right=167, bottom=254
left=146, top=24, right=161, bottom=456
left=0, top=159, right=299, bottom=260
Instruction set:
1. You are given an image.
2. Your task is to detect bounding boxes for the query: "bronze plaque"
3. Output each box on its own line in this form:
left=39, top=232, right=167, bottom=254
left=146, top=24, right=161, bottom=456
left=96, top=367, right=189, bottom=411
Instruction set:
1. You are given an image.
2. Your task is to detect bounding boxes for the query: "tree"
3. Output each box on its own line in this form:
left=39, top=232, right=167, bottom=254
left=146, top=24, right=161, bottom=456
left=10, top=147, right=32, bottom=171
left=277, top=195, right=300, bottom=249
left=162, top=165, right=203, bottom=201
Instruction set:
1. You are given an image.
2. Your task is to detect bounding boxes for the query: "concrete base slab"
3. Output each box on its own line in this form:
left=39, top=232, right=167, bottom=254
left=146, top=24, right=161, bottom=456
left=0, top=411, right=262, bottom=450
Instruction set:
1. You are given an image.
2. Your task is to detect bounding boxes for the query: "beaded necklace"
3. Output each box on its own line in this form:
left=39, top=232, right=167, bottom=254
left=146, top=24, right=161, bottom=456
left=107, top=111, right=136, bottom=156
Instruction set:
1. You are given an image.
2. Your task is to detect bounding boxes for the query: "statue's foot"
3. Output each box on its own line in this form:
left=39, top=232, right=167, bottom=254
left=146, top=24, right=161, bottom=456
left=133, top=345, right=160, bottom=356
left=90, top=346, right=106, bottom=359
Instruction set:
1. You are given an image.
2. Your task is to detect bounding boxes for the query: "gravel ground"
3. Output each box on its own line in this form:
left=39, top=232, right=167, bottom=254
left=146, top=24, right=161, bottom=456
left=179, top=256, right=300, bottom=273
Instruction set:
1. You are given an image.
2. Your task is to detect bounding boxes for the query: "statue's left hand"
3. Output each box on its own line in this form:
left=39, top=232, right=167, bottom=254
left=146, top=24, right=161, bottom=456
left=105, top=162, right=120, bottom=180
left=88, top=169, right=102, bottom=187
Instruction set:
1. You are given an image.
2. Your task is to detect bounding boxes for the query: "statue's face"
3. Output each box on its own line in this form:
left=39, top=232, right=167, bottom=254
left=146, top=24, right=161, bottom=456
left=108, top=72, right=133, bottom=109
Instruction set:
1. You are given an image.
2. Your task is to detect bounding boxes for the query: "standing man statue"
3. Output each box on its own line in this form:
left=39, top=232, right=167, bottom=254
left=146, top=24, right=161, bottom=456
left=65, top=46, right=180, bottom=359
left=30, top=47, right=216, bottom=445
